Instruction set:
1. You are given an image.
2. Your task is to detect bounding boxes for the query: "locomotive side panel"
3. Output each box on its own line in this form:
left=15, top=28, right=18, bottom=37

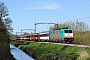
left=49, top=30, right=62, bottom=42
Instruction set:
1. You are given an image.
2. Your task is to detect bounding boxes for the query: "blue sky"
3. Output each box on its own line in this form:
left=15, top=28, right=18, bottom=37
left=1, top=0, right=90, bottom=34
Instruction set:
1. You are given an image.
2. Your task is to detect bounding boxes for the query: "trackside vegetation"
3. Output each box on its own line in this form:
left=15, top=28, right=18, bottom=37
left=12, top=40, right=90, bottom=60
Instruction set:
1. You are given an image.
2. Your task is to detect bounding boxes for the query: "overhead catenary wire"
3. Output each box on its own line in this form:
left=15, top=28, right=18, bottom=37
left=78, top=16, right=90, bottom=20
left=57, top=5, right=90, bottom=22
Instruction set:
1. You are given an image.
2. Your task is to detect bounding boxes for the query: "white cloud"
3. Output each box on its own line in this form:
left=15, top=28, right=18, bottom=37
left=26, top=3, right=60, bottom=10
left=44, top=3, right=60, bottom=9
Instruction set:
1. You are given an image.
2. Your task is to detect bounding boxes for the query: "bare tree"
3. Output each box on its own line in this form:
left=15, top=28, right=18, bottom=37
left=0, top=2, right=8, bottom=20
left=0, top=2, right=13, bottom=34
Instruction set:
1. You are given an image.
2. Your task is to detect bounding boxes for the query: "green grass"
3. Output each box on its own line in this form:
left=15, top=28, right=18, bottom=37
left=12, top=40, right=90, bottom=60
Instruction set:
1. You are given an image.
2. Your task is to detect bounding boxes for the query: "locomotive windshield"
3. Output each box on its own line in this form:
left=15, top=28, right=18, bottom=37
left=64, top=30, right=72, bottom=33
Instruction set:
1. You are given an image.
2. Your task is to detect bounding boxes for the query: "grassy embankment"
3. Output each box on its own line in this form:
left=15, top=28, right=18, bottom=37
left=11, top=40, right=90, bottom=60
left=0, top=34, right=15, bottom=60
left=0, top=21, right=15, bottom=60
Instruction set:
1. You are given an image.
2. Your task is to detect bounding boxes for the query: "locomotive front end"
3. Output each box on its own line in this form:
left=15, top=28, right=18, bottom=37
left=63, top=28, right=74, bottom=43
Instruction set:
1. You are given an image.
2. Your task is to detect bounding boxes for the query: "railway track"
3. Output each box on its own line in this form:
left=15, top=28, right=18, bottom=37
left=16, top=40, right=90, bottom=48
left=37, top=41, right=90, bottom=48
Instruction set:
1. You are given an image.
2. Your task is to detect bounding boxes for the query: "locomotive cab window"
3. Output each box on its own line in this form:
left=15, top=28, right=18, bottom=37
left=64, top=30, right=72, bottom=33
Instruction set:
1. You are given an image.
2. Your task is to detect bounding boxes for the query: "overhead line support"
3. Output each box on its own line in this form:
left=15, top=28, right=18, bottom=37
left=34, top=22, right=56, bottom=33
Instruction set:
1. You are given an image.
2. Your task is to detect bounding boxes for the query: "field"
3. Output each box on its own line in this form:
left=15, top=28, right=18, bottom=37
left=12, top=40, right=90, bottom=60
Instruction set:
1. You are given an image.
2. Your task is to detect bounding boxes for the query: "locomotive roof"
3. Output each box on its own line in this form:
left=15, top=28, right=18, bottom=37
left=52, top=28, right=72, bottom=30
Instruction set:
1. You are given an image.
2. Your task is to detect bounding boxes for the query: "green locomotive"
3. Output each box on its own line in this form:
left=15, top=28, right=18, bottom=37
left=49, top=28, right=74, bottom=43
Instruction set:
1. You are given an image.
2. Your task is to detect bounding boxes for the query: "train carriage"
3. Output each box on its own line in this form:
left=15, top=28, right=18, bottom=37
left=30, top=33, right=40, bottom=41
left=39, top=31, right=49, bottom=41
left=16, top=36, right=25, bottom=40
left=16, top=36, right=20, bottom=40
left=24, top=35, right=30, bottom=40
